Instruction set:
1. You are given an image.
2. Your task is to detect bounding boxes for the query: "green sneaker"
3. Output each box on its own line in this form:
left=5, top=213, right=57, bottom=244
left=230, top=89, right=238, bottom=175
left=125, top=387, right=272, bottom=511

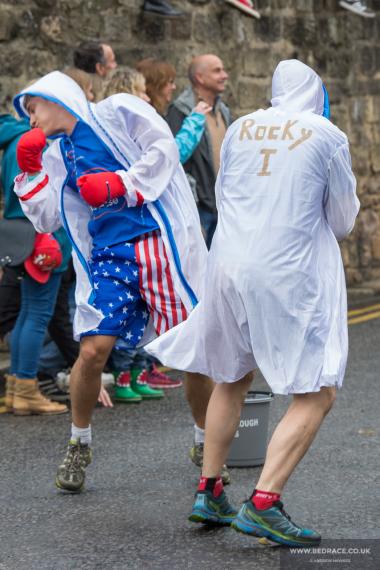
left=189, top=443, right=231, bottom=485
left=189, top=490, right=237, bottom=525
left=55, top=438, right=92, bottom=493
left=113, top=371, right=142, bottom=403
left=231, top=499, right=321, bottom=547
left=130, top=368, right=164, bottom=399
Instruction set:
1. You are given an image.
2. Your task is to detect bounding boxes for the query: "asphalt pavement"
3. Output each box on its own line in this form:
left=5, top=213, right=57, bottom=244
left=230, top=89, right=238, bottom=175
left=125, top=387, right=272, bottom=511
left=0, top=317, right=379, bottom=570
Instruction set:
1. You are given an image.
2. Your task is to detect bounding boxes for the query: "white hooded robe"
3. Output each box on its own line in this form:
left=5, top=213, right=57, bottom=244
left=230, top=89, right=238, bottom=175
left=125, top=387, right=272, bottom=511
left=146, top=60, right=360, bottom=395
left=13, top=71, right=207, bottom=343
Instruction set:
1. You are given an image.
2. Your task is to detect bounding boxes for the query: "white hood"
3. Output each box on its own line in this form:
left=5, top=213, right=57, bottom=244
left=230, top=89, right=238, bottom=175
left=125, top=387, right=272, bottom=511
left=271, top=59, right=324, bottom=115
left=14, top=70, right=92, bottom=124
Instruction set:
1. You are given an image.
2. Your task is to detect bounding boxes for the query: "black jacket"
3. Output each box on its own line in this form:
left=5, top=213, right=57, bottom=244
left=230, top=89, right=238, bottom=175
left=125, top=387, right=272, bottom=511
left=166, top=87, right=231, bottom=214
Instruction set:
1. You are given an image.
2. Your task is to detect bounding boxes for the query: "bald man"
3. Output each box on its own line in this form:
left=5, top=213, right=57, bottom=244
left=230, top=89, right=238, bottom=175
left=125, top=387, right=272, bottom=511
left=166, top=54, right=231, bottom=249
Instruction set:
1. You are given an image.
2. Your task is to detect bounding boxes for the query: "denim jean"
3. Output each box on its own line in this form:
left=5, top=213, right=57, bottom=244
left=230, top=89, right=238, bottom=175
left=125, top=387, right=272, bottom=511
left=110, top=344, right=148, bottom=372
left=10, top=273, right=62, bottom=379
left=38, top=277, right=77, bottom=375
left=198, top=207, right=217, bottom=250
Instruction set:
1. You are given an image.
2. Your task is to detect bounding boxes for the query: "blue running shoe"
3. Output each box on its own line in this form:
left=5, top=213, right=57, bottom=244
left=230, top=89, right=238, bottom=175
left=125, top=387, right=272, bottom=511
left=231, top=500, right=321, bottom=547
left=189, top=491, right=237, bottom=526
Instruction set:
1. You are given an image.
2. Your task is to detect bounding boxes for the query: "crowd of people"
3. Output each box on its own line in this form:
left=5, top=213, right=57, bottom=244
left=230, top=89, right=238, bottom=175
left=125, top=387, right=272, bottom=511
left=0, top=0, right=366, bottom=548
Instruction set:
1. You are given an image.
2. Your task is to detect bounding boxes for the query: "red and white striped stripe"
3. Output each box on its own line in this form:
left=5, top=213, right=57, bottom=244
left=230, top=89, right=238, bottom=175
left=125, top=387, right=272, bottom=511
left=19, top=174, right=49, bottom=201
left=135, top=231, right=188, bottom=336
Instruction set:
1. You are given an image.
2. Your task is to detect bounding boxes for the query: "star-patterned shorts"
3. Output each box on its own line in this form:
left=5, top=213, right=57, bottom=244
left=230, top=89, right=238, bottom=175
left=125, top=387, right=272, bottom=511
left=83, top=231, right=188, bottom=347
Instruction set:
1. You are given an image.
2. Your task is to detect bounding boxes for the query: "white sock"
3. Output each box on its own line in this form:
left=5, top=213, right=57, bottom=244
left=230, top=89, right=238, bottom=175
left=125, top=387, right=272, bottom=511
left=194, top=424, right=205, bottom=444
left=71, top=423, right=92, bottom=445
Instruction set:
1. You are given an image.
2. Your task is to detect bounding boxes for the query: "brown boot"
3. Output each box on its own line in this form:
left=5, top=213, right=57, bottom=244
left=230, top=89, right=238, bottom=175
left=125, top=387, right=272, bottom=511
left=13, top=378, right=68, bottom=416
left=5, top=374, right=16, bottom=412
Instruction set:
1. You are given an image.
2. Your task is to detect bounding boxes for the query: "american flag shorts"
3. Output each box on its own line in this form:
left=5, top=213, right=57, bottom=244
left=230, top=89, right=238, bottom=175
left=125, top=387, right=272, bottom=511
left=84, top=230, right=188, bottom=346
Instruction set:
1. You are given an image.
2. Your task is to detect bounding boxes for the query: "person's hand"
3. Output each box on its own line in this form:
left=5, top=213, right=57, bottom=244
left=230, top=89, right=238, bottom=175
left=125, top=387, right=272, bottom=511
left=77, top=171, right=125, bottom=208
left=98, top=385, right=114, bottom=408
left=193, top=101, right=212, bottom=115
left=16, top=128, right=46, bottom=174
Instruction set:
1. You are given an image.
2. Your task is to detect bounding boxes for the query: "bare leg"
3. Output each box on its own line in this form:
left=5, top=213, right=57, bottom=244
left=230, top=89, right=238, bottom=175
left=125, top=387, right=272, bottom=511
left=202, top=372, right=254, bottom=477
left=184, top=372, right=215, bottom=429
left=70, top=335, right=116, bottom=428
left=256, top=387, right=336, bottom=494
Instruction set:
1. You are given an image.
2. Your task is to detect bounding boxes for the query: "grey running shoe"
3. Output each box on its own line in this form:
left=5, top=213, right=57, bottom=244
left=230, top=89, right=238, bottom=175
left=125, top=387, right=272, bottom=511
left=55, top=439, right=92, bottom=493
left=189, top=443, right=231, bottom=485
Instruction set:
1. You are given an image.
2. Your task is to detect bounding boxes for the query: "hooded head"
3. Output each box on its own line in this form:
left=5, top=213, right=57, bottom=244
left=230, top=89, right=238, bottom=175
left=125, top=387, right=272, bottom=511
left=13, top=71, right=91, bottom=136
left=271, top=60, right=330, bottom=118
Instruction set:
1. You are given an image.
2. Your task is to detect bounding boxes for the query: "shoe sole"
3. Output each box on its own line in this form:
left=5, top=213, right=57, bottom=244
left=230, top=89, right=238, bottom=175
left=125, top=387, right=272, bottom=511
left=147, top=384, right=182, bottom=389
left=339, top=1, right=375, bottom=17
left=143, top=8, right=183, bottom=17
left=231, top=518, right=321, bottom=547
left=55, top=478, right=84, bottom=494
left=113, top=397, right=142, bottom=403
left=189, top=509, right=235, bottom=526
left=225, top=0, right=261, bottom=19
left=13, top=408, right=68, bottom=416
left=42, top=395, right=71, bottom=403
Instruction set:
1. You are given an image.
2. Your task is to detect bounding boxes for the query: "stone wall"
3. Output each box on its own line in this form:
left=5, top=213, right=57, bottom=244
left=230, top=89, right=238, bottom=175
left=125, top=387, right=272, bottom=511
left=0, top=0, right=379, bottom=286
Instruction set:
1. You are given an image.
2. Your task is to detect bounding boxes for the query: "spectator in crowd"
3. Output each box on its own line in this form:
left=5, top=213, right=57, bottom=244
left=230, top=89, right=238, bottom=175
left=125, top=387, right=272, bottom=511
left=136, top=58, right=212, bottom=166
left=0, top=113, right=71, bottom=415
left=166, top=54, right=231, bottom=248
left=136, top=59, right=177, bottom=116
left=73, top=41, right=117, bottom=100
left=103, top=66, right=151, bottom=103
left=73, top=41, right=117, bottom=78
left=339, top=0, right=375, bottom=17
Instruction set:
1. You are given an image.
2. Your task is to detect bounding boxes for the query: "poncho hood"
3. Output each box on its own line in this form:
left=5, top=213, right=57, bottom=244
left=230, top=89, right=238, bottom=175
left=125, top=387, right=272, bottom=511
left=13, top=71, right=92, bottom=124
left=271, top=60, right=325, bottom=115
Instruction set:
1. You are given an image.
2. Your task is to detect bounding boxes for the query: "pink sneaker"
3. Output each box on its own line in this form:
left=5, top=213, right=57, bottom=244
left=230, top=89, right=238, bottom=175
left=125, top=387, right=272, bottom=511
left=225, top=0, right=261, bottom=19
left=147, top=365, right=183, bottom=389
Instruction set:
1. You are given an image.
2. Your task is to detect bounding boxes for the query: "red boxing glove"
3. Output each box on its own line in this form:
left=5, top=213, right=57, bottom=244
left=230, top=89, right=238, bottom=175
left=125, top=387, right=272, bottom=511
left=16, top=128, right=46, bottom=174
left=77, top=171, right=125, bottom=208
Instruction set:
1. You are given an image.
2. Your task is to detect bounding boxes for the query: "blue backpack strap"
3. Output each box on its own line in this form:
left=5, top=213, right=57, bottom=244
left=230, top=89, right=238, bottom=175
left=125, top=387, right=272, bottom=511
left=322, top=84, right=330, bottom=119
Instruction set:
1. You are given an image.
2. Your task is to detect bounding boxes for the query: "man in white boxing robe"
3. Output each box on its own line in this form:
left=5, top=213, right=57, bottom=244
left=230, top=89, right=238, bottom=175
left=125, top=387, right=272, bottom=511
left=147, top=59, right=360, bottom=546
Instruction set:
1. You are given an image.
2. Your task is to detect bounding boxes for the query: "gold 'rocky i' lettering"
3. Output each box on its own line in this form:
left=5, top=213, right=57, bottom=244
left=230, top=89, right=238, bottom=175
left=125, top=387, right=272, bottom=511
left=238, top=118, right=313, bottom=176
left=258, top=149, right=277, bottom=176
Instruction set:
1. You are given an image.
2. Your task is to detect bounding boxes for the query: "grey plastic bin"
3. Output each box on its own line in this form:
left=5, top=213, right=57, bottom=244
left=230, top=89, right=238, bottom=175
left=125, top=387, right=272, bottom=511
left=226, top=391, right=274, bottom=467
